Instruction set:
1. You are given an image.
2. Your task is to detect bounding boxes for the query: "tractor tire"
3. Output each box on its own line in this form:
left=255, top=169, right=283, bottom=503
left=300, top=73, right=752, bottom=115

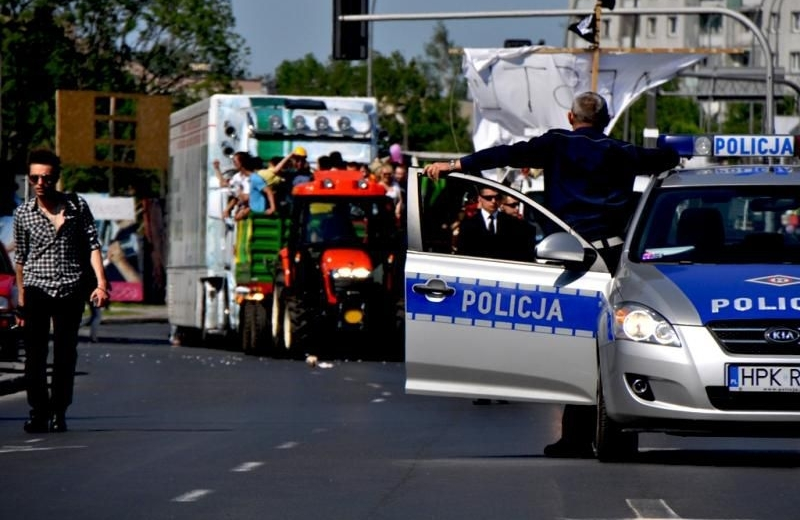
left=283, top=294, right=314, bottom=359
left=240, top=300, right=268, bottom=356
left=594, top=378, right=638, bottom=462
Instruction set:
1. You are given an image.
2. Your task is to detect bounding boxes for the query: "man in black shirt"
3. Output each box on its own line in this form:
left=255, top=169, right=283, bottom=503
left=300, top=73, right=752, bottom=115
left=424, top=91, right=680, bottom=457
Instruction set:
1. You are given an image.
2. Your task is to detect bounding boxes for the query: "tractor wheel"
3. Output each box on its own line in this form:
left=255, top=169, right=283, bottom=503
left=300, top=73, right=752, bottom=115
left=283, top=295, right=313, bottom=359
left=240, top=300, right=268, bottom=356
left=594, top=378, right=638, bottom=462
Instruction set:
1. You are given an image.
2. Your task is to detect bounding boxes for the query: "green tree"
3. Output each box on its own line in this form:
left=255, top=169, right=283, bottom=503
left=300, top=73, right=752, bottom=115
left=271, top=24, right=471, bottom=154
left=609, top=82, right=702, bottom=144
left=1, top=0, right=248, bottom=191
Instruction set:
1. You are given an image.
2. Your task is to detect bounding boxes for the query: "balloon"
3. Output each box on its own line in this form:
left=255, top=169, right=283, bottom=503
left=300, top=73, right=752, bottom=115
left=389, top=143, right=403, bottom=163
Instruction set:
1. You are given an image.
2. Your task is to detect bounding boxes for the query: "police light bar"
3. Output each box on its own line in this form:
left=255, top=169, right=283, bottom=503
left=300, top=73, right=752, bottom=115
left=657, top=134, right=799, bottom=158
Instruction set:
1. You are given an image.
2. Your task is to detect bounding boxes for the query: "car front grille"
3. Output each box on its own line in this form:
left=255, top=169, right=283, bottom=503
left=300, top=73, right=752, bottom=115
left=707, top=320, right=800, bottom=355
left=706, top=386, right=800, bottom=411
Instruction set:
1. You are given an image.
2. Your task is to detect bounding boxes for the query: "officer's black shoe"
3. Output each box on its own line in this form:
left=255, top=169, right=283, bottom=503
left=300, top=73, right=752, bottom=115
left=543, top=439, right=594, bottom=459
left=49, top=412, right=68, bottom=433
left=23, top=412, right=50, bottom=434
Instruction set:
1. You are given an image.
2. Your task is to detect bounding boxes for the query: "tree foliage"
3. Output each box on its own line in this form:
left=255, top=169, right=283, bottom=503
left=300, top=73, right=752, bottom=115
left=0, top=0, right=249, bottom=196
left=270, top=24, right=472, bottom=155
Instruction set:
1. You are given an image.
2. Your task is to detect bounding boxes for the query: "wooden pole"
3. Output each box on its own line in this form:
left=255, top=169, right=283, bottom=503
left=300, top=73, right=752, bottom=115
left=591, top=0, right=602, bottom=92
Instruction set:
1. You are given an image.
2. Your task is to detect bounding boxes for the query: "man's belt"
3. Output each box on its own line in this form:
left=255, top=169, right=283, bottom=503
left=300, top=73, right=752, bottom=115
left=590, top=236, right=624, bottom=249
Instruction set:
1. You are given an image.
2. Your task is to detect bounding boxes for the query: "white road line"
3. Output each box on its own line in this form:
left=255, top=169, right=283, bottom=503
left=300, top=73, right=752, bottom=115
left=172, top=489, right=212, bottom=502
left=275, top=441, right=299, bottom=449
left=231, top=461, right=264, bottom=472
left=627, top=499, right=681, bottom=518
left=0, top=445, right=86, bottom=454
left=562, top=497, right=756, bottom=520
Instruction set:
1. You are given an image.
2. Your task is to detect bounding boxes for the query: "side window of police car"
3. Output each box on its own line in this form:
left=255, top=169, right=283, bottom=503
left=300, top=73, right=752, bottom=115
left=420, top=176, right=544, bottom=262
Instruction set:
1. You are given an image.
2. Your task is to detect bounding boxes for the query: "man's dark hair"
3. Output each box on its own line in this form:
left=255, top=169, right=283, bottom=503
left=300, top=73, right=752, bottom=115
left=571, top=91, right=611, bottom=130
left=268, top=155, right=283, bottom=167
left=317, top=155, right=333, bottom=170
left=28, top=148, right=61, bottom=177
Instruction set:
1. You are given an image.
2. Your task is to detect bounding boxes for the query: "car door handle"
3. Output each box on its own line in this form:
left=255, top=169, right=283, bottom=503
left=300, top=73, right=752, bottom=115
left=412, top=279, right=456, bottom=298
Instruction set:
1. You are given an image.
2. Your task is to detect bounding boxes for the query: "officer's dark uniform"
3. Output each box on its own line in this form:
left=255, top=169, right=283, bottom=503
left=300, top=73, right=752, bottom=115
left=459, top=126, right=680, bottom=456
left=461, top=127, right=679, bottom=270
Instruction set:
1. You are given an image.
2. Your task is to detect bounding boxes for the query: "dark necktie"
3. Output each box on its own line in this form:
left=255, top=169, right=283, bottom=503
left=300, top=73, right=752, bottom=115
left=488, top=214, right=495, bottom=235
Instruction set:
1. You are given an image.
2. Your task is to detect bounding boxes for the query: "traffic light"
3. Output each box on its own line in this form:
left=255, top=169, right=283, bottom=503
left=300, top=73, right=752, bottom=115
left=333, top=0, right=368, bottom=60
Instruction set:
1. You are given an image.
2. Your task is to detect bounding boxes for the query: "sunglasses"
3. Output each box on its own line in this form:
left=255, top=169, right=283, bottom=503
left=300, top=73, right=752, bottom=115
left=29, top=174, right=56, bottom=184
left=479, top=194, right=501, bottom=202
left=503, top=202, right=520, bottom=208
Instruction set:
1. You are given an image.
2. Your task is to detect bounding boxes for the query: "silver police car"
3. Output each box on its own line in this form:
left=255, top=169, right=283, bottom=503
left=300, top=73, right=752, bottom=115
left=404, top=134, right=800, bottom=462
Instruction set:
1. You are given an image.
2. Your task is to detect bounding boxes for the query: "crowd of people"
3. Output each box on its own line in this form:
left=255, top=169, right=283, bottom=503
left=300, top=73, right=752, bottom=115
left=212, top=145, right=410, bottom=226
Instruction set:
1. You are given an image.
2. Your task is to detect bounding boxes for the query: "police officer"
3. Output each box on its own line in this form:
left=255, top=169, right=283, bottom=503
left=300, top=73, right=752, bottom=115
left=424, top=91, right=680, bottom=457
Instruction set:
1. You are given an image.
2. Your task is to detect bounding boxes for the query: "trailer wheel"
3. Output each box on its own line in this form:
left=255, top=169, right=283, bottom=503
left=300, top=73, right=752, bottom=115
left=240, top=300, right=268, bottom=355
left=283, top=295, right=312, bottom=359
left=270, top=285, right=285, bottom=356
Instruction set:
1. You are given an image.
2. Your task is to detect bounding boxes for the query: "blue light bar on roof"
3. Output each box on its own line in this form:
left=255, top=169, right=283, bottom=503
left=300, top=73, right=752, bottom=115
left=657, top=134, right=799, bottom=158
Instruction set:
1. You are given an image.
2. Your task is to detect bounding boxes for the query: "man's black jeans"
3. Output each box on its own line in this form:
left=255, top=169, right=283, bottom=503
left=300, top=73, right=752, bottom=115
left=23, top=287, right=84, bottom=415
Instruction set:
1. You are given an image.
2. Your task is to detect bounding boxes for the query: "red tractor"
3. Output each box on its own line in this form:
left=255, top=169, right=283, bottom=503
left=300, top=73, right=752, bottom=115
left=270, top=170, right=404, bottom=359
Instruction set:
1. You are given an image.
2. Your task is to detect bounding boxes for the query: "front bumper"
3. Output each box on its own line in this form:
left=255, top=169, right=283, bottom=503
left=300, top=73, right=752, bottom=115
left=600, top=325, right=800, bottom=434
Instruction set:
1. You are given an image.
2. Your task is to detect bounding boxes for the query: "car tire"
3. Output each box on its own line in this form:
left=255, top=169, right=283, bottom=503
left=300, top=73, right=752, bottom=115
left=595, top=378, right=638, bottom=462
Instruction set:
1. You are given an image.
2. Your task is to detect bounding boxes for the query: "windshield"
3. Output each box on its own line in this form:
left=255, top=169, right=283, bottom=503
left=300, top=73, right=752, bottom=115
left=630, top=186, right=800, bottom=264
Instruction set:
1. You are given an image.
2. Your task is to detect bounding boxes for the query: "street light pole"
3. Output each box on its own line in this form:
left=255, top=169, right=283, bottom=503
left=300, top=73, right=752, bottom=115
left=367, top=0, right=376, bottom=97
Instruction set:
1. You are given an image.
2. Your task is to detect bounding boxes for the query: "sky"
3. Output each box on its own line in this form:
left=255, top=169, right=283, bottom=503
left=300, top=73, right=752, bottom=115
left=230, top=0, right=574, bottom=77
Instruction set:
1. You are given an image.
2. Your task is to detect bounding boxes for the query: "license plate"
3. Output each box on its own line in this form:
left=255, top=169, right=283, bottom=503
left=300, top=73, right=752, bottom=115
left=727, top=365, right=800, bottom=392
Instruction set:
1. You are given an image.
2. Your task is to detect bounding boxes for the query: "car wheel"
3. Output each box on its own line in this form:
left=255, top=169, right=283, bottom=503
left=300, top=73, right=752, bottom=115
left=595, top=378, right=638, bottom=462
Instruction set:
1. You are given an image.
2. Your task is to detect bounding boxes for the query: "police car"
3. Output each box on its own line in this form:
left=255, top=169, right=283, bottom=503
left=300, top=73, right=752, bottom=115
left=403, top=134, right=800, bottom=462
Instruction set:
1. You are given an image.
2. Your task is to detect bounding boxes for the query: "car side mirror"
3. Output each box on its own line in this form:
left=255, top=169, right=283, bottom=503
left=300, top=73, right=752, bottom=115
left=534, top=232, right=586, bottom=263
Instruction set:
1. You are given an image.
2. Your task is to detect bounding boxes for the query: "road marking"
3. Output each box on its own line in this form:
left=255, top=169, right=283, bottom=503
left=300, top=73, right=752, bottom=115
left=276, top=441, right=299, bottom=449
left=627, top=499, right=681, bottom=518
left=563, top=498, right=755, bottom=520
left=172, top=489, right=212, bottom=502
left=231, top=461, right=264, bottom=472
left=0, top=444, right=86, bottom=454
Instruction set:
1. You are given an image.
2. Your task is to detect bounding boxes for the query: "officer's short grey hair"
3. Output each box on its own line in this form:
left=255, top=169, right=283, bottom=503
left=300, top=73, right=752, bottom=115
left=571, top=92, right=611, bottom=130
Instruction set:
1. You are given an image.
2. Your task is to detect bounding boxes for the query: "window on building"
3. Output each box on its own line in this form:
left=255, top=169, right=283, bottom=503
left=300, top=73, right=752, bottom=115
left=700, top=13, right=722, bottom=34
left=793, top=11, right=800, bottom=32
left=731, top=51, right=751, bottom=67
left=602, top=19, right=610, bottom=38
left=770, top=13, right=780, bottom=33
left=791, top=52, right=800, bottom=72
left=646, top=17, right=657, bottom=37
left=667, top=16, right=678, bottom=36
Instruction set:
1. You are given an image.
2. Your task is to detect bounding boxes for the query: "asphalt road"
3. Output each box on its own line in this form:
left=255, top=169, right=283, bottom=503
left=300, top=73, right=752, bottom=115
left=1, top=322, right=800, bottom=520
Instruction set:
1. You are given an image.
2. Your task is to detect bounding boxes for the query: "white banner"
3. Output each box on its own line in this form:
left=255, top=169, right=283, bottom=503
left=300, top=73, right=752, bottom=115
left=464, top=47, right=706, bottom=152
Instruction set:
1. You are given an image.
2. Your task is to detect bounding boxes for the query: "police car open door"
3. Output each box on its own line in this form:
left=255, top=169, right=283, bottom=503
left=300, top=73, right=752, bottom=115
left=404, top=170, right=612, bottom=405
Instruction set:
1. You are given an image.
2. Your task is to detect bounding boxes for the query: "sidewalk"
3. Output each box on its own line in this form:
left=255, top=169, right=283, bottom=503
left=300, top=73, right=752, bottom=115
left=0, top=303, right=168, bottom=395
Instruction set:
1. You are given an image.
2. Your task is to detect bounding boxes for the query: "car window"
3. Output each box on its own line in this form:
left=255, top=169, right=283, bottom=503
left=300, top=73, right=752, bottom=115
left=630, top=186, right=800, bottom=264
left=418, top=175, right=553, bottom=263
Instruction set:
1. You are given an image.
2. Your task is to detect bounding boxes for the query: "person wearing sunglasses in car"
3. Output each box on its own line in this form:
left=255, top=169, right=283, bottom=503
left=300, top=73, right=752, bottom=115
left=455, top=187, right=532, bottom=262
left=13, top=148, right=108, bottom=434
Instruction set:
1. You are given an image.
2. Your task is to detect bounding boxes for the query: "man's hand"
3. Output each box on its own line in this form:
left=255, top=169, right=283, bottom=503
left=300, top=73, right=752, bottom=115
left=423, top=161, right=457, bottom=181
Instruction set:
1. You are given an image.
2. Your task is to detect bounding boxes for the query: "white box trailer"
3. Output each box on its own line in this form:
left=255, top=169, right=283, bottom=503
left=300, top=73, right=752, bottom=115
left=166, top=94, right=381, bottom=351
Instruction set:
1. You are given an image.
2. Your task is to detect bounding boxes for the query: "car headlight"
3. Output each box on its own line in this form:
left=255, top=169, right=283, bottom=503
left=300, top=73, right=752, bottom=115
left=332, top=267, right=371, bottom=279
left=613, top=303, right=680, bottom=347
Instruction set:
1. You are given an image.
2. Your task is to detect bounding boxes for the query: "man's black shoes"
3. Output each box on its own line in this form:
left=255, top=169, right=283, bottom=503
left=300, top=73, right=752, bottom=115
left=543, top=439, right=595, bottom=459
left=23, top=411, right=68, bottom=433
left=23, top=412, right=49, bottom=434
left=50, top=412, right=67, bottom=433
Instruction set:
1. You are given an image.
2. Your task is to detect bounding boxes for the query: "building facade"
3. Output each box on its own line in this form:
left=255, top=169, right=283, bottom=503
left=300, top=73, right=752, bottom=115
left=565, top=0, right=800, bottom=105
